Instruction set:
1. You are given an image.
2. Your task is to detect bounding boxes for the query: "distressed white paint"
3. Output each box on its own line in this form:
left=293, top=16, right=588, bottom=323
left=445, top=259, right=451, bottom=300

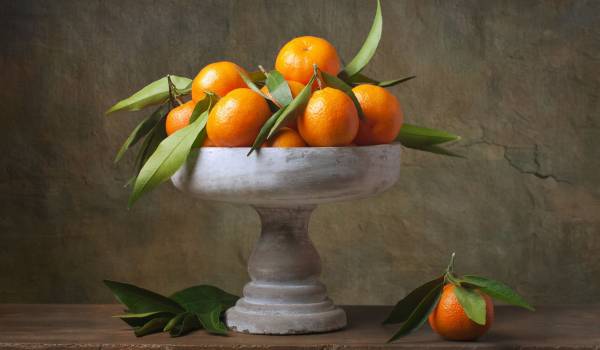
left=171, top=144, right=401, bottom=334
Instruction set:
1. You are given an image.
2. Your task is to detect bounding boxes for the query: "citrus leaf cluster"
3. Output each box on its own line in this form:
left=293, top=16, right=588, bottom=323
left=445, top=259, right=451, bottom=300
left=104, top=280, right=238, bottom=337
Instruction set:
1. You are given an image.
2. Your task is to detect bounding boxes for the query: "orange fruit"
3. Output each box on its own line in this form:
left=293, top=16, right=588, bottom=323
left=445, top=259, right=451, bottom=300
left=261, top=80, right=306, bottom=130
left=297, top=87, right=359, bottom=147
left=165, top=100, right=196, bottom=136
left=191, top=61, right=248, bottom=102
left=207, top=88, right=271, bottom=147
left=352, top=84, right=404, bottom=145
left=275, top=36, right=341, bottom=85
left=428, top=284, right=494, bottom=341
left=268, top=127, right=306, bottom=147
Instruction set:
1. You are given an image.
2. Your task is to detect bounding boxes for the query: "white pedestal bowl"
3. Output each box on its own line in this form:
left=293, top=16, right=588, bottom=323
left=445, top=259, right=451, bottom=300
left=171, top=144, right=401, bottom=334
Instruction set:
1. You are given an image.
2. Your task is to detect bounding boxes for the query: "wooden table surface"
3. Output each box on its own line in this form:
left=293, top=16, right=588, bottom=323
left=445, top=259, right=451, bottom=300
left=0, top=304, right=598, bottom=349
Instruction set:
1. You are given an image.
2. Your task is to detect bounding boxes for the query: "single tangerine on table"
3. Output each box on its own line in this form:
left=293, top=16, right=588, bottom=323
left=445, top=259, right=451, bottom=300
left=165, top=100, right=196, bottom=136
left=207, top=88, right=271, bottom=147
left=297, top=87, right=359, bottom=147
left=275, top=36, right=341, bottom=85
left=428, top=284, right=494, bottom=341
left=261, top=80, right=306, bottom=130
left=191, top=61, right=248, bottom=102
left=352, top=84, right=404, bottom=145
left=267, top=127, right=306, bottom=148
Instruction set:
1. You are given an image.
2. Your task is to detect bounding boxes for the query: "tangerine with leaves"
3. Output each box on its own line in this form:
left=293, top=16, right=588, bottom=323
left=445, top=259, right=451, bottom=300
left=352, top=84, right=404, bottom=145
left=261, top=80, right=305, bottom=130
left=297, top=87, right=359, bottom=147
left=165, top=100, right=196, bottom=136
left=275, top=36, right=341, bottom=85
left=428, top=284, right=494, bottom=341
left=191, top=61, right=248, bottom=102
left=268, top=127, right=306, bottom=147
left=207, top=88, right=271, bottom=147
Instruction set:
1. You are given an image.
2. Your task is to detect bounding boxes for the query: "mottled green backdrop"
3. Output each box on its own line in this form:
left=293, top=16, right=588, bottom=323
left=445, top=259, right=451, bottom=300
left=1, top=0, right=599, bottom=304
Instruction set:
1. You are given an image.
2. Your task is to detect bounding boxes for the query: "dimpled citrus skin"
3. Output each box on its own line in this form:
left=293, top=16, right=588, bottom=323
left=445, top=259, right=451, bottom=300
left=261, top=80, right=306, bottom=130
left=207, top=88, right=271, bottom=147
left=297, top=87, right=359, bottom=147
left=268, top=127, right=307, bottom=147
left=275, top=36, right=341, bottom=85
left=165, top=100, right=196, bottom=136
left=428, top=284, right=494, bottom=341
left=352, top=84, right=404, bottom=145
left=191, top=61, right=248, bottom=102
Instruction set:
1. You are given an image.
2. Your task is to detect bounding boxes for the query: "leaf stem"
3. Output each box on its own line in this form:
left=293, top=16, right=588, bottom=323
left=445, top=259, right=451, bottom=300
left=313, top=64, right=323, bottom=90
left=258, top=65, right=269, bottom=79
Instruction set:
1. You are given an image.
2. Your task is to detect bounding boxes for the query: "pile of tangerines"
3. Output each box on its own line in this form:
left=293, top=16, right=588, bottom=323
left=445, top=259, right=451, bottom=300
left=166, top=36, right=403, bottom=149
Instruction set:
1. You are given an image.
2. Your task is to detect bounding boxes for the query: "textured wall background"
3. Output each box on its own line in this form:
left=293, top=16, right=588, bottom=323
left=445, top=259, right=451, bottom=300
left=1, top=0, right=599, bottom=305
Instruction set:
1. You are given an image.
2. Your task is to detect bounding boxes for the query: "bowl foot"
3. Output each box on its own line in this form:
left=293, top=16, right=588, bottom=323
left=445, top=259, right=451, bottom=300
left=226, top=206, right=347, bottom=334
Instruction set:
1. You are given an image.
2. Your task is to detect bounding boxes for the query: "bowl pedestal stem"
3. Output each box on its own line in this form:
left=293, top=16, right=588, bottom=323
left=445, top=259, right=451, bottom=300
left=225, top=205, right=347, bottom=334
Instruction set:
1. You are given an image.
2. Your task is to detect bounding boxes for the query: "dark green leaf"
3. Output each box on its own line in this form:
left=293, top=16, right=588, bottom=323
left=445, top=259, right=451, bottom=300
left=378, top=76, right=416, bottom=87
left=342, top=0, right=382, bottom=77
left=125, top=119, right=168, bottom=187
left=346, top=73, right=416, bottom=88
left=189, top=93, right=218, bottom=148
left=267, top=71, right=316, bottom=139
left=453, top=285, right=487, bottom=325
left=106, top=75, right=192, bottom=114
left=247, top=70, right=266, bottom=84
left=103, top=280, right=184, bottom=314
left=320, top=71, right=365, bottom=120
left=128, top=109, right=209, bottom=206
left=387, top=283, right=443, bottom=343
left=114, top=103, right=170, bottom=163
left=413, top=144, right=465, bottom=158
left=383, top=276, right=444, bottom=324
left=163, top=312, right=187, bottom=332
left=248, top=108, right=285, bottom=155
left=461, top=275, right=534, bottom=311
left=170, top=313, right=202, bottom=337
left=265, top=70, right=293, bottom=106
left=197, top=306, right=229, bottom=335
left=237, top=69, right=270, bottom=99
left=114, top=311, right=174, bottom=328
left=134, top=317, right=171, bottom=337
left=170, top=285, right=239, bottom=314
left=396, top=123, right=461, bottom=147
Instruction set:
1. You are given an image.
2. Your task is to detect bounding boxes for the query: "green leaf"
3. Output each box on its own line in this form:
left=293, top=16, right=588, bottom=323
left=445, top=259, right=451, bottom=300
left=248, top=108, right=285, bottom=155
left=170, top=313, right=202, bottom=337
left=134, top=317, right=171, bottom=337
left=387, top=282, right=443, bottom=343
left=197, top=306, right=229, bottom=335
left=170, top=285, right=239, bottom=314
left=396, top=123, right=461, bottom=148
left=103, top=280, right=184, bottom=314
left=265, top=70, right=293, bottom=106
left=461, top=275, right=534, bottom=311
left=346, top=73, right=416, bottom=88
left=114, top=311, right=174, bottom=328
left=453, top=285, right=487, bottom=325
left=163, top=312, right=187, bottom=332
left=342, top=0, right=382, bottom=77
left=237, top=69, right=270, bottom=100
left=247, top=70, right=266, bottom=84
left=414, top=144, right=464, bottom=158
left=114, top=103, right=170, bottom=163
left=106, top=75, right=192, bottom=114
left=383, top=276, right=444, bottom=324
left=320, top=71, right=365, bottom=119
left=267, top=70, right=316, bottom=139
left=128, top=107, right=209, bottom=206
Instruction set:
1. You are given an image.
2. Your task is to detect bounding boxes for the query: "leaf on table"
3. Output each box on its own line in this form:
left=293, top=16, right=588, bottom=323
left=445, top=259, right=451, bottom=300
left=134, top=317, right=171, bottom=337
left=383, top=276, right=444, bottom=324
left=197, top=306, right=229, bottom=335
left=453, top=285, right=487, bottom=325
left=103, top=280, right=184, bottom=314
left=106, top=75, right=192, bottom=114
left=266, top=69, right=316, bottom=139
left=320, top=70, right=365, bottom=119
left=461, top=275, right=535, bottom=311
left=166, top=312, right=202, bottom=337
left=265, top=70, right=293, bottom=106
left=387, top=282, right=443, bottom=343
left=341, top=0, right=382, bottom=77
left=163, top=312, right=187, bottom=332
left=114, top=103, right=170, bottom=163
left=114, top=311, right=174, bottom=328
left=128, top=109, right=209, bottom=206
left=170, top=285, right=239, bottom=314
